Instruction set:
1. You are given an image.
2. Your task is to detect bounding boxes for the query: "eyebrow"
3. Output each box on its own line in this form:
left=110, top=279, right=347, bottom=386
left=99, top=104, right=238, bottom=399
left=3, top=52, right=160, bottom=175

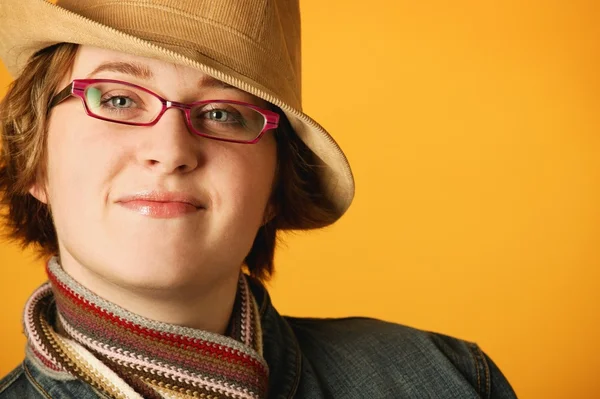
left=86, top=61, right=241, bottom=91
left=87, top=61, right=153, bottom=80
left=197, top=75, right=240, bottom=91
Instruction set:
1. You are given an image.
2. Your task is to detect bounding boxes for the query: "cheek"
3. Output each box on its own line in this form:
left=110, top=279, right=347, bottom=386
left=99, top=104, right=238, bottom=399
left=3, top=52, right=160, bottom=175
left=209, top=138, right=277, bottom=220
left=45, top=113, right=125, bottom=217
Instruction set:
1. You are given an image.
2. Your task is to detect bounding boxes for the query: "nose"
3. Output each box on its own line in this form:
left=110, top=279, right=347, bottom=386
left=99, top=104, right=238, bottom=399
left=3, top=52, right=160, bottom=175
left=137, top=107, right=200, bottom=174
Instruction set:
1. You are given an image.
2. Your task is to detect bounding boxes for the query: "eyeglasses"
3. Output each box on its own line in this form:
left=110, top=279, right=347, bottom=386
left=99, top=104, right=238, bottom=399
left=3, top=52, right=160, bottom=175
left=49, top=79, right=280, bottom=144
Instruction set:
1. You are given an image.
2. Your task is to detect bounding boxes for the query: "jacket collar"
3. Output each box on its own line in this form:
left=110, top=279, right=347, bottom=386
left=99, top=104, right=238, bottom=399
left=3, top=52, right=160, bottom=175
left=249, top=278, right=303, bottom=398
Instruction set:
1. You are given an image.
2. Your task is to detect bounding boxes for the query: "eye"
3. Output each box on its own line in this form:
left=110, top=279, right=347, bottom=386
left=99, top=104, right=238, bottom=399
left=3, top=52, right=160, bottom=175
left=207, top=109, right=232, bottom=122
left=106, top=96, right=134, bottom=108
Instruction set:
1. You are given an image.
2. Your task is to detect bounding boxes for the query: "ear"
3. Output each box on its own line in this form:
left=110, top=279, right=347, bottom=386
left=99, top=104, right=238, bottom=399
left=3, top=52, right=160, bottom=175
left=29, top=183, right=48, bottom=204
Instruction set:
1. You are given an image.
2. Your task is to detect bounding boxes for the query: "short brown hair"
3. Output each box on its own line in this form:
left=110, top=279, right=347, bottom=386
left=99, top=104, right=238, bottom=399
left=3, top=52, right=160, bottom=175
left=0, top=43, right=337, bottom=281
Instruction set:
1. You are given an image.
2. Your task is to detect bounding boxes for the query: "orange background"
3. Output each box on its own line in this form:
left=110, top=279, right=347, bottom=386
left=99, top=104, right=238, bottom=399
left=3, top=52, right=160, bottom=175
left=1, top=1, right=599, bottom=398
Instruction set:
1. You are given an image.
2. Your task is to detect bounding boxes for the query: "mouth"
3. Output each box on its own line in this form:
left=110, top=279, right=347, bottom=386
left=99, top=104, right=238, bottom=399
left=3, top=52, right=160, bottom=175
left=118, top=200, right=202, bottom=218
left=116, top=191, right=206, bottom=219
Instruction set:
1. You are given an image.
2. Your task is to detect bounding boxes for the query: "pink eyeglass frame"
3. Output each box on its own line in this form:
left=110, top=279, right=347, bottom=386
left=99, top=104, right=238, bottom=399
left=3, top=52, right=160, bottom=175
left=49, top=78, right=280, bottom=144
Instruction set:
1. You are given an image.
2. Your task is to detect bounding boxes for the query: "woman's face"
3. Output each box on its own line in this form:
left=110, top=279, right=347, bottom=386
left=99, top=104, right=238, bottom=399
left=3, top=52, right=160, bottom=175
left=31, top=46, right=277, bottom=293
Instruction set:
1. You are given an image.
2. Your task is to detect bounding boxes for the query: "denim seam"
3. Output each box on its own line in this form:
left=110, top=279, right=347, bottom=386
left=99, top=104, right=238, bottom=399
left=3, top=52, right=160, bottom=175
left=467, top=343, right=491, bottom=399
left=0, top=364, right=24, bottom=394
left=23, top=362, right=53, bottom=399
left=479, top=345, right=491, bottom=398
left=286, top=334, right=302, bottom=399
left=280, top=318, right=302, bottom=399
left=472, top=346, right=482, bottom=394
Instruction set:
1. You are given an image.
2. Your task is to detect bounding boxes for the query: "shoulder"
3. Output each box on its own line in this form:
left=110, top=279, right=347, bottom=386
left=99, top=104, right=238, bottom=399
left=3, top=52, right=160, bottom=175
left=286, top=316, right=481, bottom=362
left=0, top=364, right=43, bottom=399
left=0, top=360, right=101, bottom=399
left=285, top=316, right=516, bottom=399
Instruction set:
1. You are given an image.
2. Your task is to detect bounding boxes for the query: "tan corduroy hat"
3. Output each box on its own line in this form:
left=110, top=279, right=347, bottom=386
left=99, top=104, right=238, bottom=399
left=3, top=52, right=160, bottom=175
left=0, top=0, right=354, bottom=228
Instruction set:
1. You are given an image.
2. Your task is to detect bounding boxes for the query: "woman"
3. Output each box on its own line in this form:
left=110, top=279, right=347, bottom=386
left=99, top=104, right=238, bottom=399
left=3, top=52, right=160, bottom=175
left=0, top=0, right=516, bottom=398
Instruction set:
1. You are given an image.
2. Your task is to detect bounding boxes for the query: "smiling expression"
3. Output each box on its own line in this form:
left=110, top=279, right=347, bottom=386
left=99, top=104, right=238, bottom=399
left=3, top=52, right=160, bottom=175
left=30, top=46, right=278, bottom=293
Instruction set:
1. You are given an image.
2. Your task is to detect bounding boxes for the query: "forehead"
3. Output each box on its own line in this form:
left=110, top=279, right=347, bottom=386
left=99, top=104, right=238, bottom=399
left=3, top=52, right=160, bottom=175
left=71, top=46, right=200, bottom=79
left=68, top=45, right=251, bottom=98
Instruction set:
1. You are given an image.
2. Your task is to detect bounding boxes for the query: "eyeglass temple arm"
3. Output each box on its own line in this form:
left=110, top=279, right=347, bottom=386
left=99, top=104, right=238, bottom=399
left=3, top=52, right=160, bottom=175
left=49, top=83, right=76, bottom=109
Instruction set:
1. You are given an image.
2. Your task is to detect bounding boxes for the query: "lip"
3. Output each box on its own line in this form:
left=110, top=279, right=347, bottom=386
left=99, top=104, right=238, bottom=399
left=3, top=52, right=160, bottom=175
left=116, top=191, right=204, bottom=218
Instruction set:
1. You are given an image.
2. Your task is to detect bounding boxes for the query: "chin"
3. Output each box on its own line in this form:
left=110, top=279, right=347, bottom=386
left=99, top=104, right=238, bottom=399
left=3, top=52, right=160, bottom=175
left=111, top=252, right=209, bottom=290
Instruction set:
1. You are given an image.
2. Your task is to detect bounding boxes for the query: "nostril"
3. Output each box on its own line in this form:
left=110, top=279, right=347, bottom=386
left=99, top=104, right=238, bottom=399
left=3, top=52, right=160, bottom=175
left=146, top=160, right=191, bottom=172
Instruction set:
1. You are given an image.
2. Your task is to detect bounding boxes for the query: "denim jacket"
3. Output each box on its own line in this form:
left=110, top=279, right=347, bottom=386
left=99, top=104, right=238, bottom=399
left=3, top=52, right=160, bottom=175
left=0, top=280, right=517, bottom=398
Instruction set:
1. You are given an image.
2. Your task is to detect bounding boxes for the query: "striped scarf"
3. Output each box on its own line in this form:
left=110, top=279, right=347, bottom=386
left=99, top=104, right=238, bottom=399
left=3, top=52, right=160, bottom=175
left=24, top=258, right=269, bottom=399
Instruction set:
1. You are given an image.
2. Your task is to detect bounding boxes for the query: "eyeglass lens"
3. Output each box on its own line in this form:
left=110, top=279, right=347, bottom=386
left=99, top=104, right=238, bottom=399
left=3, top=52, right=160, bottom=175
left=83, top=81, right=267, bottom=141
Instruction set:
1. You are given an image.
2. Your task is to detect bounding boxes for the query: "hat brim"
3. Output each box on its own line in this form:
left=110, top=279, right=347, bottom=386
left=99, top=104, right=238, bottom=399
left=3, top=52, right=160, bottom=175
left=0, top=0, right=354, bottom=228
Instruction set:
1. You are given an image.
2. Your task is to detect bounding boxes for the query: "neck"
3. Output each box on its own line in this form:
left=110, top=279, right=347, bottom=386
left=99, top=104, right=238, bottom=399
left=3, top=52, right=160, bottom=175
left=51, top=254, right=239, bottom=333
